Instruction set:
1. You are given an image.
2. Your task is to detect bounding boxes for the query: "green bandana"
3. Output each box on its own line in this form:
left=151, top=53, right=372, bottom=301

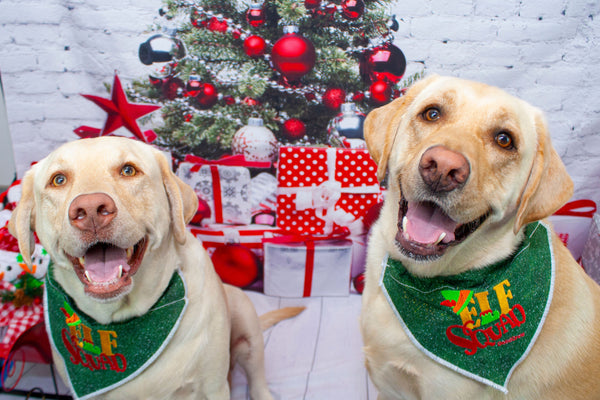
left=380, top=222, right=554, bottom=393
left=44, top=266, right=188, bottom=400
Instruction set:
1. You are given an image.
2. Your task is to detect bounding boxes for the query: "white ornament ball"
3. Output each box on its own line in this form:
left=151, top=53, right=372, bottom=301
left=232, top=117, right=279, bottom=163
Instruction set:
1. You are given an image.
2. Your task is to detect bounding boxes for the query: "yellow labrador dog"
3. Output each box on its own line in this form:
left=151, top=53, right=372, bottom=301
left=360, top=75, right=600, bottom=399
left=9, top=136, right=300, bottom=400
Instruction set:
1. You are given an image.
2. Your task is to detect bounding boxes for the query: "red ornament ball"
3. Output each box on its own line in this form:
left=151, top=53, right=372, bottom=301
left=360, top=43, right=407, bottom=84
left=353, top=273, right=365, bottom=294
left=304, top=0, right=322, bottom=10
left=190, top=196, right=211, bottom=225
left=243, top=35, right=267, bottom=58
left=223, top=95, right=236, bottom=105
left=246, top=4, right=266, bottom=27
left=352, top=91, right=365, bottom=102
left=271, top=28, right=316, bottom=82
left=370, top=80, right=392, bottom=105
left=186, top=75, right=202, bottom=96
left=211, top=244, right=259, bottom=287
left=243, top=97, right=260, bottom=106
left=207, top=17, right=228, bottom=33
left=323, top=88, right=346, bottom=111
left=162, top=77, right=184, bottom=100
left=341, top=0, right=365, bottom=20
left=282, top=118, right=306, bottom=140
left=193, top=82, right=219, bottom=109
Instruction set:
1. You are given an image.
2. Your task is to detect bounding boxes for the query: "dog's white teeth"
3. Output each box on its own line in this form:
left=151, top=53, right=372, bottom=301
left=84, top=270, right=92, bottom=283
left=117, top=265, right=123, bottom=279
left=434, top=232, right=447, bottom=246
left=78, top=257, right=85, bottom=266
left=126, top=247, right=133, bottom=260
left=402, top=216, right=408, bottom=233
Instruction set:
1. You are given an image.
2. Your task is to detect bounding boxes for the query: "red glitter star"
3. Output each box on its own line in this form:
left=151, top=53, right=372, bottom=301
left=75, top=74, right=159, bottom=142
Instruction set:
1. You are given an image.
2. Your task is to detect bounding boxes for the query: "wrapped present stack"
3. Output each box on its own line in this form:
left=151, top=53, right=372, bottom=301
left=176, top=121, right=383, bottom=297
left=0, top=187, right=51, bottom=360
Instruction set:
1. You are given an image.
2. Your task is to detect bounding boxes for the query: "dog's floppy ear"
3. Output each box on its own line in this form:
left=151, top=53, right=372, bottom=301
left=364, top=75, right=437, bottom=182
left=155, top=152, right=198, bottom=245
left=514, top=111, right=573, bottom=233
left=8, top=170, right=36, bottom=267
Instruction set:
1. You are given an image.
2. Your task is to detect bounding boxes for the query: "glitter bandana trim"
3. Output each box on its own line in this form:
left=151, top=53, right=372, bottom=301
left=380, top=222, right=554, bottom=393
left=44, top=266, right=188, bottom=400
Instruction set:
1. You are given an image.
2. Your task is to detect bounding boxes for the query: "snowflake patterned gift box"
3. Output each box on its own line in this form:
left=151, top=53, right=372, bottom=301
left=177, top=160, right=253, bottom=225
left=276, top=146, right=380, bottom=235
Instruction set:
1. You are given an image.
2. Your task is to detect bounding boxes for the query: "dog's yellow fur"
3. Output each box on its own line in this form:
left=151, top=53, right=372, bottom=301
left=360, top=75, right=600, bottom=399
left=9, top=137, right=301, bottom=399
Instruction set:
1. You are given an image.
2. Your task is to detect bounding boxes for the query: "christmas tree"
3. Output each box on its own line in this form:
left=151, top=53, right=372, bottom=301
left=128, top=0, right=420, bottom=160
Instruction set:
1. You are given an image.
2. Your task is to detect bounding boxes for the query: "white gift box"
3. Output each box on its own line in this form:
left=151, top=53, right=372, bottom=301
left=263, top=237, right=352, bottom=298
left=582, top=214, right=600, bottom=284
left=549, top=199, right=597, bottom=262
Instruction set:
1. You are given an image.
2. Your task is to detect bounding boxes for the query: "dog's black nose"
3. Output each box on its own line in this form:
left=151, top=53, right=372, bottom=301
left=419, top=146, right=470, bottom=192
left=69, top=193, right=117, bottom=233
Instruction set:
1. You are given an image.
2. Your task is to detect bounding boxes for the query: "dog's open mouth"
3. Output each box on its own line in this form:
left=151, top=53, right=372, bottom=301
left=395, top=197, right=488, bottom=261
left=67, top=237, right=149, bottom=300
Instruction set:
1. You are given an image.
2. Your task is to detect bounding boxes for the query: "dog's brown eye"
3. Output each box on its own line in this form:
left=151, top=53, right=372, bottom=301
left=495, top=132, right=514, bottom=149
left=423, top=107, right=441, bottom=122
left=121, top=164, right=137, bottom=177
left=51, top=173, right=67, bottom=187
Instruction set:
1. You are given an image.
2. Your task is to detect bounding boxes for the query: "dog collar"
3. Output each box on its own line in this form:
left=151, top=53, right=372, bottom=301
left=380, top=222, right=554, bottom=393
left=44, top=266, right=188, bottom=400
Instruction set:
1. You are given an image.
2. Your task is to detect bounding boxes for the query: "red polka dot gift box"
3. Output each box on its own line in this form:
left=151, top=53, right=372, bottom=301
left=276, top=146, right=380, bottom=236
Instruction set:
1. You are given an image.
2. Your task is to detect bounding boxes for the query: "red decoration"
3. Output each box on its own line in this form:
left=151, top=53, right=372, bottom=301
left=162, top=77, right=185, bottom=100
left=243, top=97, right=260, bottom=106
left=305, top=92, right=317, bottom=102
left=190, top=8, right=206, bottom=28
left=211, top=244, right=259, bottom=287
left=186, top=75, right=202, bottom=96
left=243, top=35, right=267, bottom=58
left=192, top=82, right=219, bottom=109
left=246, top=3, right=266, bottom=27
left=223, top=95, right=236, bottom=105
left=76, top=74, right=160, bottom=142
left=304, top=0, right=322, bottom=10
left=282, top=118, right=306, bottom=140
left=341, top=0, right=365, bottom=20
left=323, top=88, right=346, bottom=111
left=190, top=196, right=211, bottom=225
left=207, top=17, right=228, bottom=33
left=317, top=3, right=337, bottom=19
left=271, top=27, right=316, bottom=83
left=352, top=91, right=365, bottom=102
left=360, top=43, right=407, bottom=84
left=353, top=273, right=365, bottom=294
left=370, top=80, right=392, bottom=105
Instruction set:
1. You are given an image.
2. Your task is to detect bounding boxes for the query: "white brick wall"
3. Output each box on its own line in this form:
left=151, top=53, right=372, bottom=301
left=1, top=0, right=599, bottom=204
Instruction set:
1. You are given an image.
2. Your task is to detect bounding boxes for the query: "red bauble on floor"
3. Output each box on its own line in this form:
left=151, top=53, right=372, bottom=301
left=211, top=244, right=259, bottom=288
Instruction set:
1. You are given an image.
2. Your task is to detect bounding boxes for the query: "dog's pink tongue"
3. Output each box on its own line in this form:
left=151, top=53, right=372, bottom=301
left=405, top=202, right=458, bottom=244
left=85, top=245, right=127, bottom=283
